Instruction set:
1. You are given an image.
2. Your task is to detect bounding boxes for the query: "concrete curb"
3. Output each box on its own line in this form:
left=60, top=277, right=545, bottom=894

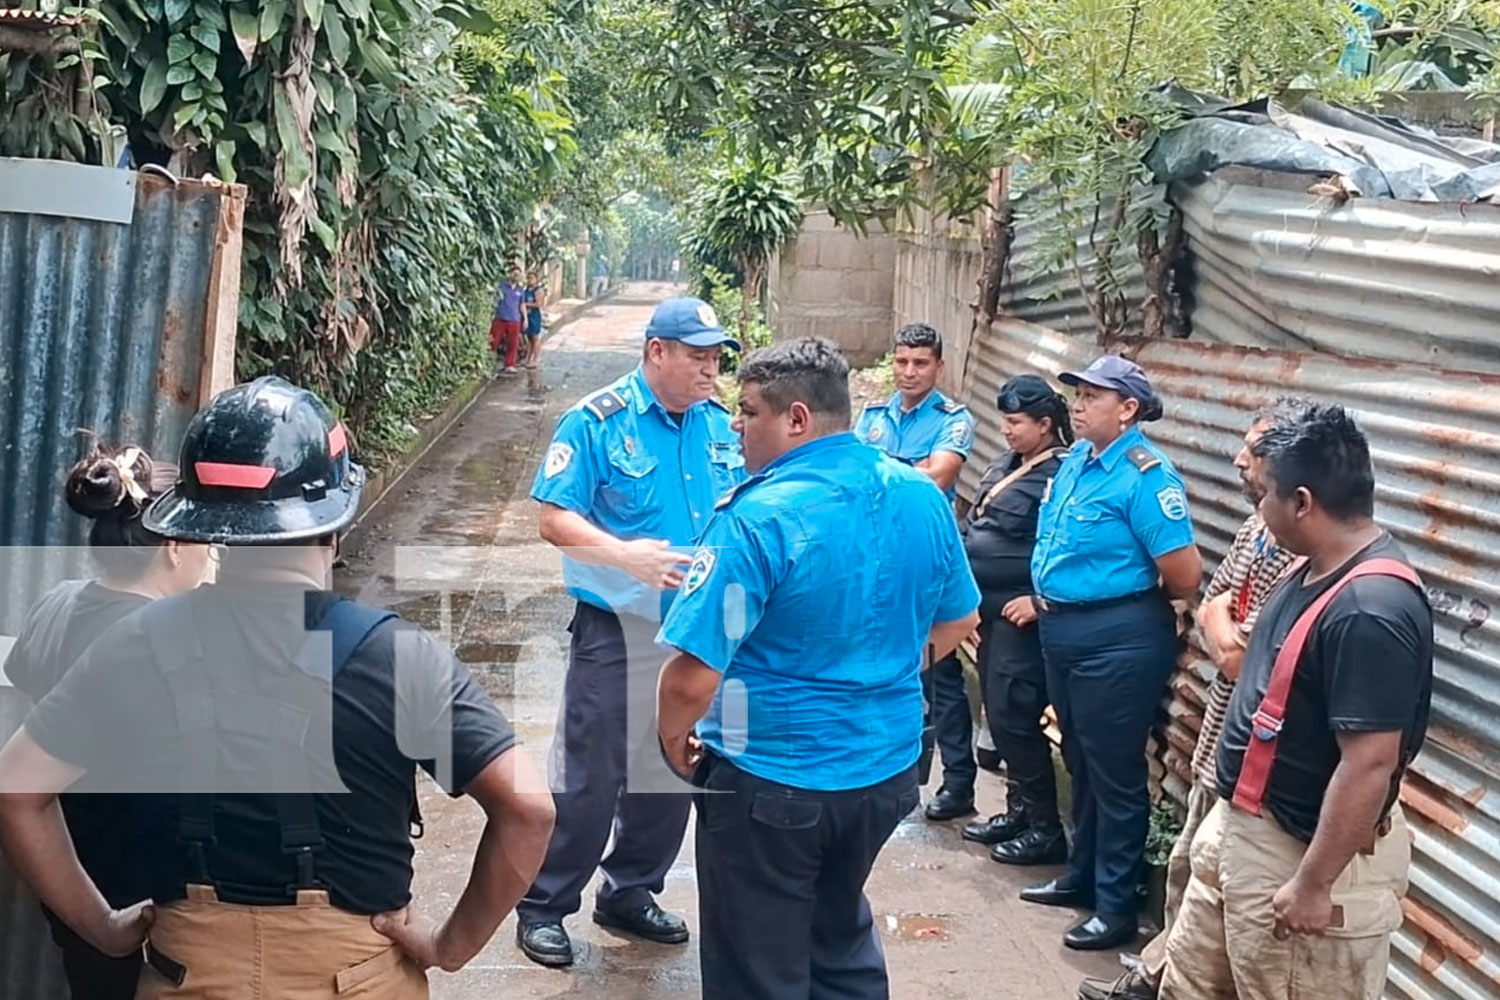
left=344, top=374, right=488, bottom=543
left=344, top=288, right=618, bottom=544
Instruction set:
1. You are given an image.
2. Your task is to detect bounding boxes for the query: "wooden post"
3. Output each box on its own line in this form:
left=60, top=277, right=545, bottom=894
left=199, top=179, right=247, bottom=404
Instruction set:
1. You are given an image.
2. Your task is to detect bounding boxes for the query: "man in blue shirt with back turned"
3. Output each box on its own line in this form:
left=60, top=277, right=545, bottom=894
left=517, top=296, right=745, bottom=968
left=855, top=322, right=980, bottom=822
left=656, top=337, right=981, bottom=1000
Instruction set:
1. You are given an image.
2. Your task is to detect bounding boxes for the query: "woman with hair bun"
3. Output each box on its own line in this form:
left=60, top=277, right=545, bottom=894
left=6, top=437, right=210, bottom=1000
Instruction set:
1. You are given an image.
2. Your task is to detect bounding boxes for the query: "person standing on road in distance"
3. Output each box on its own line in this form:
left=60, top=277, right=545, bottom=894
left=1078, top=398, right=1306, bottom=1000
left=521, top=270, right=547, bottom=370
left=1020, top=354, right=1203, bottom=952
left=656, top=337, right=981, bottom=1000
left=518, top=296, right=746, bottom=968
left=854, top=322, right=978, bottom=823
left=0, top=376, right=556, bottom=999
left=1159, top=405, right=1432, bottom=1000
left=956, top=376, right=1073, bottom=867
left=490, top=263, right=526, bottom=375
left=5, top=440, right=210, bottom=1000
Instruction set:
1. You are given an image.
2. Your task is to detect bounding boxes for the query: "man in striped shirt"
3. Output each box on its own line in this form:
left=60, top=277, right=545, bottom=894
left=1077, top=398, right=1306, bottom=1000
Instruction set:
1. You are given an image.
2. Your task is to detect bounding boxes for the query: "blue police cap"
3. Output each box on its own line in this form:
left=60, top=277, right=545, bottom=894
left=645, top=297, right=743, bottom=352
left=1059, top=355, right=1164, bottom=421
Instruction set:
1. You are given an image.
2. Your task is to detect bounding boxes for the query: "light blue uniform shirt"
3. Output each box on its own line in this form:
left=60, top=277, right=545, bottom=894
left=657, top=433, right=981, bottom=791
left=531, top=366, right=746, bottom=620
left=853, top=389, right=974, bottom=500
left=1030, top=426, right=1195, bottom=604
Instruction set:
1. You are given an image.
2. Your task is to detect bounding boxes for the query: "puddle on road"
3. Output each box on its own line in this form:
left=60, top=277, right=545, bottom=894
left=883, top=913, right=951, bottom=941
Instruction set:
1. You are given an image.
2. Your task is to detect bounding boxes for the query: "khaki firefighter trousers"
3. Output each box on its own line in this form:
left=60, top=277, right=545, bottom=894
left=137, top=885, right=428, bottom=1000
left=1159, top=800, right=1408, bottom=1000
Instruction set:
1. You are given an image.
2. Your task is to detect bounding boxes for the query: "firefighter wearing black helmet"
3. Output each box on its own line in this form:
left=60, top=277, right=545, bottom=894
left=0, top=376, right=556, bottom=1000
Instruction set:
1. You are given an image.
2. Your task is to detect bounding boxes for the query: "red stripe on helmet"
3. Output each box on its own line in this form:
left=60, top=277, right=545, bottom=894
left=195, top=461, right=275, bottom=489
left=329, top=423, right=348, bottom=458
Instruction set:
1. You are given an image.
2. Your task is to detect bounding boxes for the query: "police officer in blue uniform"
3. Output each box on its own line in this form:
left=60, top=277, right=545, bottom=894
left=519, top=297, right=746, bottom=967
left=1019, top=355, right=1203, bottom=952
left=655, top=337, right=981, bottom=1000
left=853, top=323, right=979, bottom=821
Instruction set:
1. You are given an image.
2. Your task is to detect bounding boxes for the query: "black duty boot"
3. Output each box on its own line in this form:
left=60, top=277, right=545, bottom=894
left=592, top=900, right=690, bottom=945
left=989, top=827, right=1068, bottom=866
left=961, top=804, right=1029, bottom=845
left=923, top=786, right=977, bottom=821
left=517, top=921, right=574, bottom=967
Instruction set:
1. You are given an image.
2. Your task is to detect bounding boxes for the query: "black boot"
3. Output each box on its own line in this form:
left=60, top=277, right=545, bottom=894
left=989, top=826, right=1068, bottom=866
left=961, top=801, right=1029, bottom=845
left=923, top=785, right=977, bottom=821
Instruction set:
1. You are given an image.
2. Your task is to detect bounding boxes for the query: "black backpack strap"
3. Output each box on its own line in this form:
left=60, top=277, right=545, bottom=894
left=143, top=600, right=220, bottom=887
left=277, top=598, right=401, bottom=889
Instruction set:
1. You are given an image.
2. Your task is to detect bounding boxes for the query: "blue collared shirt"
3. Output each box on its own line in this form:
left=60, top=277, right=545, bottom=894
left=657, top=433, right=981, bottom=791
left=854, top=389, right=974, bottom=499
left=1031, top=426, right=1196, bottom=604
left=531, top=366, right=746, bottom=620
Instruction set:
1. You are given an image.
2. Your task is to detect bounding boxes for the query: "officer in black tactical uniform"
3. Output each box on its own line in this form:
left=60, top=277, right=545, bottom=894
left=0, top=376, right=555, bottom=1000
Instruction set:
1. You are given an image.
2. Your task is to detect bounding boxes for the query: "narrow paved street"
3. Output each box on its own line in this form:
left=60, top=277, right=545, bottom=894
left=336, top=283, right=1122, bottom=999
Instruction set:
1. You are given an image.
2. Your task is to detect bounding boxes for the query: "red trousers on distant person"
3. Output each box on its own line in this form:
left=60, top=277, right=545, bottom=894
left=489, top=318, right=522, bottom=368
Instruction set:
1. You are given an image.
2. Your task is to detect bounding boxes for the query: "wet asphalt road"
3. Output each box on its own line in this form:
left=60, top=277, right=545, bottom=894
left=335, top=282, right=1122, bottom=999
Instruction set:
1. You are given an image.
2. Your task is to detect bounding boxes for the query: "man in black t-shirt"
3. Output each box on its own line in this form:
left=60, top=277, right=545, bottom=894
left=1158, top=405, right=1432, bottom=1000
left=0, top=377, right=556, bottom=1000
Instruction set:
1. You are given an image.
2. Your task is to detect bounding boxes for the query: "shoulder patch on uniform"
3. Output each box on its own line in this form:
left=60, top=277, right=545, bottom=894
left=1125, top=445, right=1161, bottom=473
left=582, top=389, right=628, bottom=420
left=936, top=398, right=968, bottom=414
left=1156, top=486, right=1188, bottom=521
left=681, top=548, right=717, bottom=597
left=705, top=396, right=731, bottom=413
left=544, top=441, right=574, bottom=478
left=862, top=399, right=884, bottom=410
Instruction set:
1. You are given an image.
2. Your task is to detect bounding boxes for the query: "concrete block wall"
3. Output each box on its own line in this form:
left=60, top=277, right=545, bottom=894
left=767, top=209, right=898, bottom=368
left=892, top=206, right=984, bottom=398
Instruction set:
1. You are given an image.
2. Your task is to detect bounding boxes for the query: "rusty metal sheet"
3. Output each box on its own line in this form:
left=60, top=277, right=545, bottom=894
left=999, top=194, right=1148, bottom=339
left=0, top=170, right=234, bottom=637
left=1176, top=173, right=1500, bottom=375
left=964, top=314, right=1500, bottom=1000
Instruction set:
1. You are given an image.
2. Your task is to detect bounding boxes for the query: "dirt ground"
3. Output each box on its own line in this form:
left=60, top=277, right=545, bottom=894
left=335, top=282, right=1124, bottom=999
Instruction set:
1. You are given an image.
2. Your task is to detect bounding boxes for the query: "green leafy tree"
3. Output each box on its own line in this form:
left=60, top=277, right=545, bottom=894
left=683, top=162, right=802, bottom=338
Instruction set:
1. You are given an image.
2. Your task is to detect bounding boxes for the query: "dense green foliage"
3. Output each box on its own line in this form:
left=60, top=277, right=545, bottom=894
left=680, top=162, right=802, bottom=338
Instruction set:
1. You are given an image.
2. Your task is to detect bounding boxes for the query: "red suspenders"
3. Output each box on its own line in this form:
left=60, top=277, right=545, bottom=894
left=1231, top=557, right=1421, bottom=816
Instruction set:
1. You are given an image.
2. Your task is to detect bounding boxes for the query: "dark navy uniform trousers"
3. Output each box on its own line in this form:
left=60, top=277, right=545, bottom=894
left=694, top=750, right=920, bottom=1000
left=922, top=653, right=975, bottom=795
left=978, top=591, right=1060, bottom=830
left=1038, top=591, right=1177, bottom=916
left=517, top=602, right=691, bottom=923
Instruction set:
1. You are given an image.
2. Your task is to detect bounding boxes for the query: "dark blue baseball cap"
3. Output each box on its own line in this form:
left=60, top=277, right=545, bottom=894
left=1059, top=355, right=1164, bottom=421
left=645, top=297, right=742, bottom=352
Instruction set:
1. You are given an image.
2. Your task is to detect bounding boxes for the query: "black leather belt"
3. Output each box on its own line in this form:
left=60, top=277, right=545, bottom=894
left=1033, top=589, right=1160, bottom=615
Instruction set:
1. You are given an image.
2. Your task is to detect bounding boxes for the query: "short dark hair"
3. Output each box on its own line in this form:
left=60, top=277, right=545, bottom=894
left=737, top=337, right=851, bottom=424
left=1251, top=404, right=1375, bottom=520
left=1251, top=395, right=1313, bottom=430
left=895, top=323, right=942, bottom=359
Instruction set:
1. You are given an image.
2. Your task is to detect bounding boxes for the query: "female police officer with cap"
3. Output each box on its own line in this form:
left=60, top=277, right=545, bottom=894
left=1018, top=355, right=1202, bottom=952
left=958, top=375, right=1073, bottom=867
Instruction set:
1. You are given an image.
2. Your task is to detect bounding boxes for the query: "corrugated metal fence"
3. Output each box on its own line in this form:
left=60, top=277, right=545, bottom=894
left=950, top=171, right=1500, bottom=1000
left=0, top=160, right=244, bottom=1000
